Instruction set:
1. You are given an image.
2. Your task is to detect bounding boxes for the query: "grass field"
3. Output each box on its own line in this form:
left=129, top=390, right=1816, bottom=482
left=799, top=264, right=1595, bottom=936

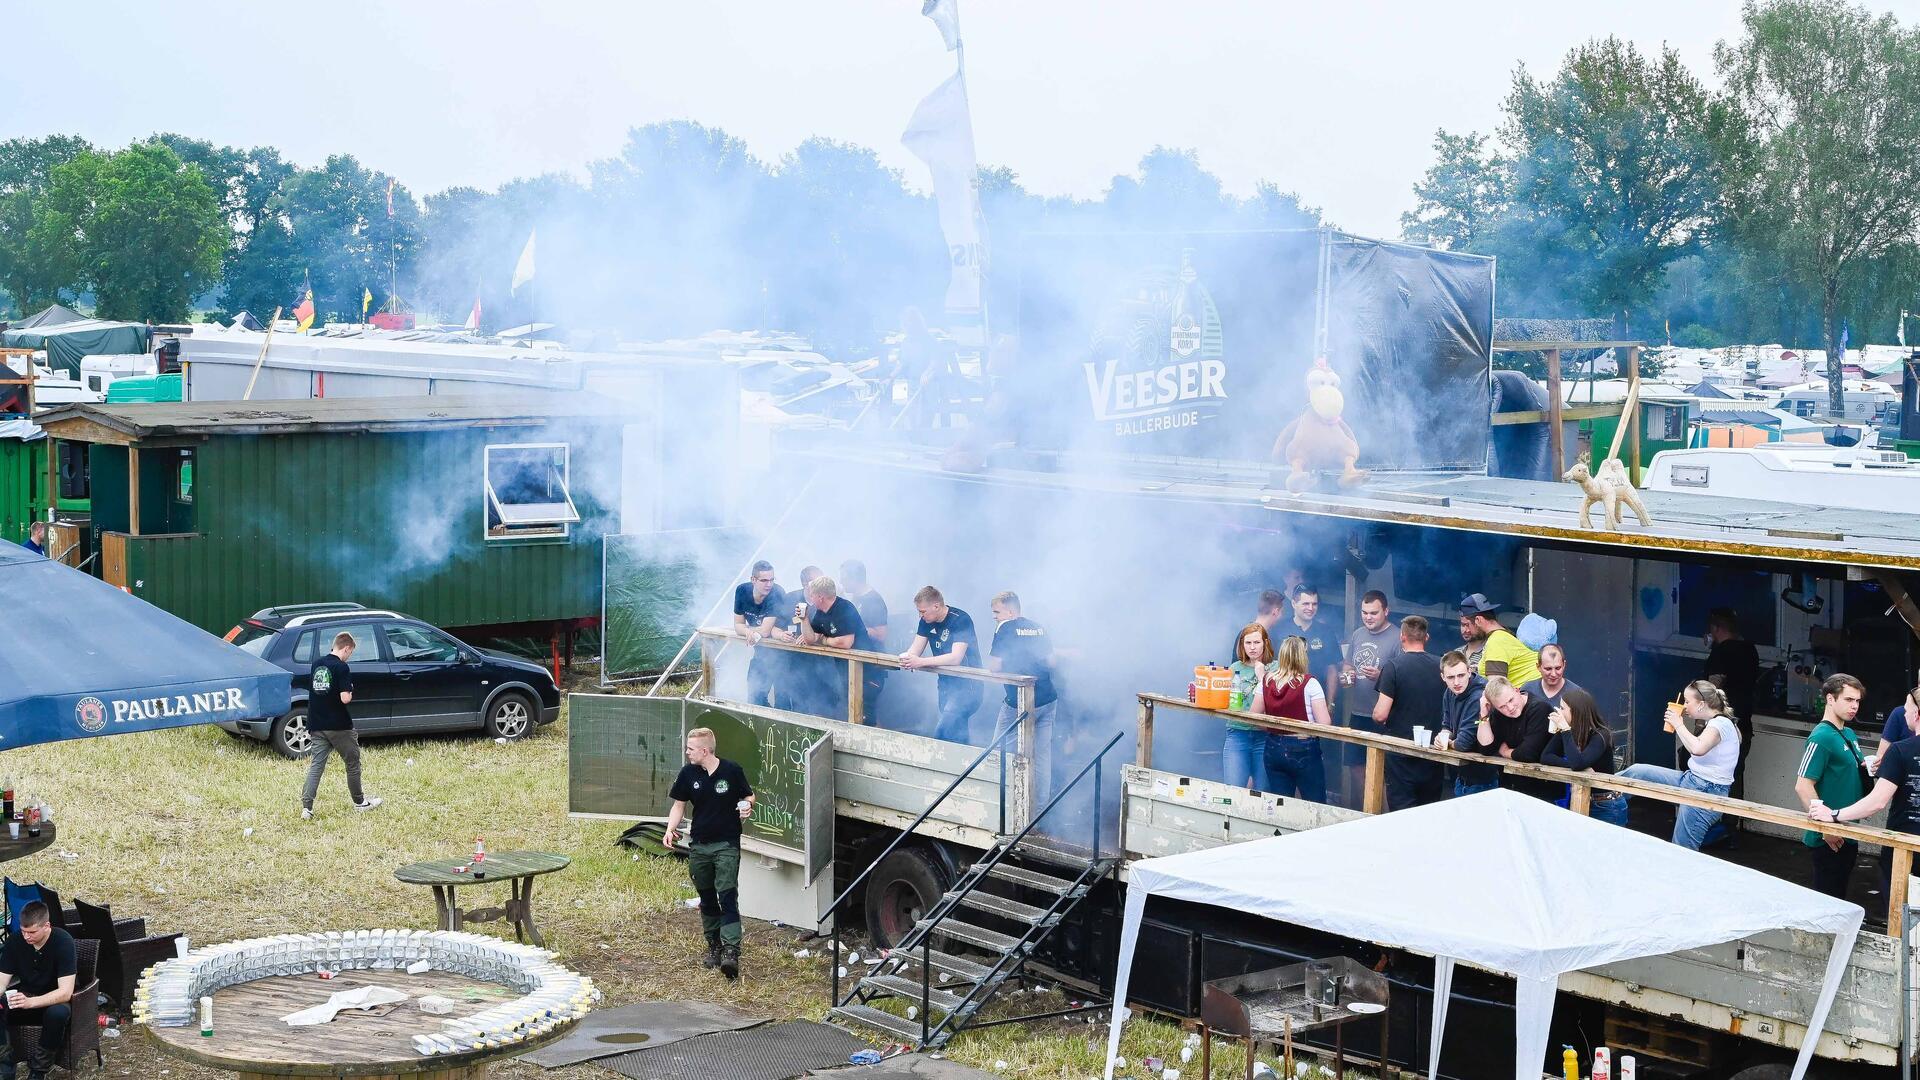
left=16, top=687, right=1330, bottom=1080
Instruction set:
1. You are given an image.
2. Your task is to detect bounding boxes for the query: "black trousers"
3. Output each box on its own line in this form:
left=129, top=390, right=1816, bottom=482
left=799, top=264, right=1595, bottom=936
left=1811, top=839, right=1859, bottom=900
left=1385, top=756, right=1445, bottom=812
left=5, top=1001, right=70, bottom=1069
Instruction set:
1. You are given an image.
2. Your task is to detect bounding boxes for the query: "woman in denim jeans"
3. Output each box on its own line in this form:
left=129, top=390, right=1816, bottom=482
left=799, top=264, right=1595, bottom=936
left=1248, top=635, right=1333, bottom=801
left=1542, top=687, right=1626, bottom=826
left=1224, top=623, right=1277, bottom=790
left=1617, top=681, right=1742, bottom=849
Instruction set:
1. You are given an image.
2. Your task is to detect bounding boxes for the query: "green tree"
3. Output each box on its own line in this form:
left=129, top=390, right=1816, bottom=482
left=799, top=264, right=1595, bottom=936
left=0, top=135, right=93, bottom=315
left=1499, top=38, right=1729, bottom=326
left=34, top=143, right=224, bottom=321
left=1399, top=130, right=1509, bottom=251
left=277, top=155, right=420, bottom=322
left=1718, top=0, right=1920, bottom=417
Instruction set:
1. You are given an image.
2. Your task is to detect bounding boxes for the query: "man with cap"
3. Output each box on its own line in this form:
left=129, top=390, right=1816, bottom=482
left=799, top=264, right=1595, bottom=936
left=1460, top=593, right=1539, bottom=688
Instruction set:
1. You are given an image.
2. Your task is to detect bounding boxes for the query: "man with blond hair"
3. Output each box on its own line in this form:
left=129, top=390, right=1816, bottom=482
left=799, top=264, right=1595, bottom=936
left=988, top=591, right=1058, bottom=797
left=665, top=727, right=754, bottom=979
left=900, top=585, right=982, bottom=742
left=795, top=576, right=877, bottom=721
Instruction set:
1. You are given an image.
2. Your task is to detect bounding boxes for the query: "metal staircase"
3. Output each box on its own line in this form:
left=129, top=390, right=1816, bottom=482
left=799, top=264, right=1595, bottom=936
left=825, top=729, right=1124, bottom=1050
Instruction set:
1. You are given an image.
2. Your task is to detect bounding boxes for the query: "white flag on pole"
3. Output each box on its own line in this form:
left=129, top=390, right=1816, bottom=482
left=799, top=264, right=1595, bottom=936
left=922, top=0, right=961, bottom=51
left=1900, top=310, right=1908, bottom=348
left=903, top=71, right=983, bottom=316
left=464, top=298, right=482, bottom=332
left=511, top=229, right=536, bottom=295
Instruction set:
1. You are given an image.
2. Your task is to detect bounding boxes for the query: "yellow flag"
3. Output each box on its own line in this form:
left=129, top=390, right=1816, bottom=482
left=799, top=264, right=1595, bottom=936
left=363, top=288, right=373, bottom=320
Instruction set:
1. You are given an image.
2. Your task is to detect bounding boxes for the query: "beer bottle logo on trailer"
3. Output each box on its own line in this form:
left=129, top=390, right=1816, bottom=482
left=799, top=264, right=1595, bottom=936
left=1083, top=247, right=1228, bottom=437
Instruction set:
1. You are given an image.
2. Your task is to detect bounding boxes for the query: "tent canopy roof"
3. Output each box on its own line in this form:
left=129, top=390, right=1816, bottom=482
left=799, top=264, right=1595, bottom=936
left=0, top=540, right=291, bottom=746
left=1125, top=789, right=1860, bottom=981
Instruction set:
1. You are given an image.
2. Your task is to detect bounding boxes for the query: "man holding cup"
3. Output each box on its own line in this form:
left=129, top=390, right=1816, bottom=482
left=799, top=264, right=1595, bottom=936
left=1372, top=616, right=1447, bottom=810
left=0, top=900, right=76, bottom=1080
left=664, top=728, right=755, bottom=980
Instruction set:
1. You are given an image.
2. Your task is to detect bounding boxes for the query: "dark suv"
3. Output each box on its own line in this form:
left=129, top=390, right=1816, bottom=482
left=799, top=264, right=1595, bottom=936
left=222, top=603, right=561, bottom=758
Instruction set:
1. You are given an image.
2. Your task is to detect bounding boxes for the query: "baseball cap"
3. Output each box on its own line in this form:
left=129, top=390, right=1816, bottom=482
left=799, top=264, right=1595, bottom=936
left=1458, top=593, right=1501, bottom=616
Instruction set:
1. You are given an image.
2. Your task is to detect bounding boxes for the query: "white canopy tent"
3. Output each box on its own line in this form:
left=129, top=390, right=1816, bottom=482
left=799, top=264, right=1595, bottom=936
left=1101, top=790, right=1863, bottom=1080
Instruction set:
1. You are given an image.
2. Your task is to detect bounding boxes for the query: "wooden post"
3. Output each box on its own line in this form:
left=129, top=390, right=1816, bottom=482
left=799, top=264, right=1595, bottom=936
left=697, top=634, right=715, bottom=700
left=126, top=446, right=140, bottom=536
left=1890, top=846, right=1913, bottom=931
left=1362, top=747, right=1386, bottom=815
left=1626, top=346, right=1643, bottom=486
left=1569, top=780, right=1591, bottom=816
left=1137, top=698, right=1154, bottom=769
left=1545, top=348, right=1563, bottom=474
left=846, top=659, right=864, bottom=724
left=1017, top=683, right=1038, bottom=830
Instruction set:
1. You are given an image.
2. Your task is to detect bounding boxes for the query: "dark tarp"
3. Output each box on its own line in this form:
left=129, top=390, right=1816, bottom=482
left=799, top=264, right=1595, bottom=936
left=0, top=319, right=150, bottom=376
left=0, top=540, right=291, bottom=747
left=13, top=305, right=84, bottom=329
left=1011, top=227, right=1493, bottom=470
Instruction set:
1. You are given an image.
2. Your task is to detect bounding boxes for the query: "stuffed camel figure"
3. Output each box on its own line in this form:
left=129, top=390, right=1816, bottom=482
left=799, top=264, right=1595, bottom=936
left=1272, top=358, right=1367, bottom=491
left=1563, top=457, right=1650, bottom=531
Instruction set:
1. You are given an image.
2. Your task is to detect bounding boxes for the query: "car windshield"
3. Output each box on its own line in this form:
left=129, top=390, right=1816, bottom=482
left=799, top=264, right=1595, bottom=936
left=231, top=625, right=277, bottom=657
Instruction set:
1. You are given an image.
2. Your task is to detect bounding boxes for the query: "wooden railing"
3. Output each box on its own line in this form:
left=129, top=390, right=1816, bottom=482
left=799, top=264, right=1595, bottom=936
left=1137, top=692, right=1920, bottom=928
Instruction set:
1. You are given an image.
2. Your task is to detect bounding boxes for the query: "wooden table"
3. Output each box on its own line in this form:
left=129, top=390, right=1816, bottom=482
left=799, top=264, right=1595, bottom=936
left=0, top=821, right=55, bottom=863
left=393, top=852, right=570, bottom=947
left=144, top=966, right=576, bottom=1078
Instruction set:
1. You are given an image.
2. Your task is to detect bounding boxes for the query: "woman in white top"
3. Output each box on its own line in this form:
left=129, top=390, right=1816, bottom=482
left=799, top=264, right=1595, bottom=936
left=1247, top=635, right=1334, bottom=802
left=1617, top=680, right=1742, bottom=850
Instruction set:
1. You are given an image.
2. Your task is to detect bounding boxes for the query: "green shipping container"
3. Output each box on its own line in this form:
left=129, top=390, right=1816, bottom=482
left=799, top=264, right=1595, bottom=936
left=35, top=396, right=641, bottom=635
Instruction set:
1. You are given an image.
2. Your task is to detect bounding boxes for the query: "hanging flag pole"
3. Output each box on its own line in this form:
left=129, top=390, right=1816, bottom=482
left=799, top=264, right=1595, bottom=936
left=386, top=178, right=398, bottom=316
left=905, top=0, right=988, bottom=350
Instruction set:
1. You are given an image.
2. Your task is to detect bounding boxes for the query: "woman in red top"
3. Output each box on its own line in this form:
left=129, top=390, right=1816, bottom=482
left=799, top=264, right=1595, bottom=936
left=1248, top=635, right=1334, bottom=802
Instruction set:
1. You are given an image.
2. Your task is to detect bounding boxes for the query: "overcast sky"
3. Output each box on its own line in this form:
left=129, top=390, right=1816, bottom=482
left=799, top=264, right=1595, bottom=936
left=7, top=1, right=1919, bottom=238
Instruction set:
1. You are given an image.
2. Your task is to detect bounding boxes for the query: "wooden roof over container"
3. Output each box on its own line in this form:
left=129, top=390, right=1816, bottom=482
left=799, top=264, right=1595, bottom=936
left=33, top=395, right=629, bottom=445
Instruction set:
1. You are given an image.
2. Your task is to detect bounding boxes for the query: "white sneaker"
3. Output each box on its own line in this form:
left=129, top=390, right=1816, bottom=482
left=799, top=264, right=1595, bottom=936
left=353, top=797, right=384, bottom=812
left=301, top=808, right=313, bottom=821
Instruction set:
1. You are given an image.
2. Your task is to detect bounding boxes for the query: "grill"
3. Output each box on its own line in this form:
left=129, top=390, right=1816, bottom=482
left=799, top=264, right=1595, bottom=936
left=1198, top=956, right=1389, bottom=1080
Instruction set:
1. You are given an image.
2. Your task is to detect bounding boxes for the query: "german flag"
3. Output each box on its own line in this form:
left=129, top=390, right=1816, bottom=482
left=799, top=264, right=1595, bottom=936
left=293, top=276, right=316, bottom=332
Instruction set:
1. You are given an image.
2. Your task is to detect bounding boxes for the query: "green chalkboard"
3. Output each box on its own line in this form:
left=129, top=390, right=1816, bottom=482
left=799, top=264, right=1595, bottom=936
left=685, top=702, right=828, bottom=857
left=567, top=694, right=686, bottom=819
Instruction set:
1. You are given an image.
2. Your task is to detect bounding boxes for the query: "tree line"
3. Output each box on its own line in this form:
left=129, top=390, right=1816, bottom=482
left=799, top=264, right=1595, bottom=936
left=1401, top=0, right=1920, bottom=414
left=0, top=124, right=1319, bottom=357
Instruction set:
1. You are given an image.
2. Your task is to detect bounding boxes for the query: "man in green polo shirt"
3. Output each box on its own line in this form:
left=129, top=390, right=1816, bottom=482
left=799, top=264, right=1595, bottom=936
left=1794, top=673, right=1869, bottom=900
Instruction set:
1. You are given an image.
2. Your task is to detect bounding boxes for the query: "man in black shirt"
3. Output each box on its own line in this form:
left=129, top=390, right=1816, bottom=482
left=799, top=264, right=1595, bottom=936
left=1373, top=616, right=1448, bottom=811
left=1702, top=607, right=1761, bottom=798
left=1467, top=675, right=1556, bottom=800
left=900, top=586, right=983, bottom=743
left=796, top=577, right=875, bottom=721
left=777, top=566, right=825, bottom=714
left=665, top=727, right=755, bottom=979
left=0, top=900, right=77, bottom=1079
left=989, top=591, right=1059, bottom=798
left=300, top=631, right=382, bottom=820
left=732, top=561, right=790, bottom=707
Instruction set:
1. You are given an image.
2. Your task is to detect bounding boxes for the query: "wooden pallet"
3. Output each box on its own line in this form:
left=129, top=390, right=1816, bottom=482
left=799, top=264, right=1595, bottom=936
left=1603, top=1010, right=1715, bottom=1068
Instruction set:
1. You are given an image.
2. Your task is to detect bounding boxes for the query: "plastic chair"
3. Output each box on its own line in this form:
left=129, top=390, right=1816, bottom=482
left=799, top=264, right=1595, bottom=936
left=73, top=900, right=179, bottom=1014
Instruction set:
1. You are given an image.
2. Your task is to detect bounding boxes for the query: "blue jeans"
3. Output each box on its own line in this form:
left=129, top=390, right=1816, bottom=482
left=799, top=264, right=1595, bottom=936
left=1589, top=792, right=1630, bottom=827
left=1455, top=779, right=1499, bottom=799
left=1265, top=738, right=1326, bottom=802
left=1222, top=726, right=1270, bottom=791
left=1618, top=764, right=1728, bottom=849
left=934, top=688, right=983, bottom=743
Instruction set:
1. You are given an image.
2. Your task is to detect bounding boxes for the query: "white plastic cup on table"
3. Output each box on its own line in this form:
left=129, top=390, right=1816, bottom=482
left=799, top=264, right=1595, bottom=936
left=175, top=936, right=190, bottom=959
left=6, top=822, right=15, bottom=840
left=1413, top=726, right=1431, bottom=747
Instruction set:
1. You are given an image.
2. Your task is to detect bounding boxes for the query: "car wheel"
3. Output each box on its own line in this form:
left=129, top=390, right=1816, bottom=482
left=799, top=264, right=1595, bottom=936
left=485, top=693, right=535, bottom=741
left=270, top=708, right=314, bottom=759
left=863, top=846, right=949, bottom=950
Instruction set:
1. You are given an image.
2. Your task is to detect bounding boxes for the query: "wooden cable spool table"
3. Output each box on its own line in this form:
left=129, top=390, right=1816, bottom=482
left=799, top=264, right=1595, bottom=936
left=144, top=966, right=577, bottom=1079
left=393, top=851, right=570, bottom=947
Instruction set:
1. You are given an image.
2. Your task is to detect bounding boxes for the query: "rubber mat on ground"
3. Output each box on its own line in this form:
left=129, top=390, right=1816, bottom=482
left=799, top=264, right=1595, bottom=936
left=522, top=1000, right=768, bottom=1069
left=598, top=1019, right=869, bottom=1080
left=809, top=1052, right=998, bottom=1080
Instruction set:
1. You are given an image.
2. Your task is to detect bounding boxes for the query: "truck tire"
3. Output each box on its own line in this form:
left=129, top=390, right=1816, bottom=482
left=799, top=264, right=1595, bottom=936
left=863, top=846, right=949, bottom=950
left=270, top=708, right=314, bottom=759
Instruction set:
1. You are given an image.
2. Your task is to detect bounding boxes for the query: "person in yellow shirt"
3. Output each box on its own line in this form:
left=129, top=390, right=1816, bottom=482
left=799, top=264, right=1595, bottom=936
left=1459, top=593, right=1539, bottom=687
